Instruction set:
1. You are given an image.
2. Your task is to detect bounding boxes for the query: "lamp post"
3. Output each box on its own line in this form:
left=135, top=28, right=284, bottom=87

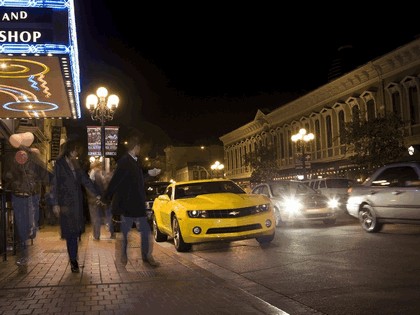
left=291, top=128, right=314, bottom=180
left=86, top=87, right=119, bottom=171
left=211, top=161, right=225, bottom=178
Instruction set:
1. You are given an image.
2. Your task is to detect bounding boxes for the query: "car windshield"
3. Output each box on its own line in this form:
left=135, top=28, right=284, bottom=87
left=270, top=181, right=316, bottom=197
left=325, top=179, right=353, bottom=188
left=175, top=181, right=245, bottom=199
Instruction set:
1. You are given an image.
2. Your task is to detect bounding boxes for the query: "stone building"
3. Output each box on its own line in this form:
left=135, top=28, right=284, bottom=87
left=162, top=144, right=224, bottom=182
left=220, top=38, right=420, bottom=187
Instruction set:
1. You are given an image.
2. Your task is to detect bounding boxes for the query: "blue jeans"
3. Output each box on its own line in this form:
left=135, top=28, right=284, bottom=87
left=12, top=194, right=40, bottom=260
left=120, top=216, right=153, bottom=259
left=88, top=201, right=102, bottom=239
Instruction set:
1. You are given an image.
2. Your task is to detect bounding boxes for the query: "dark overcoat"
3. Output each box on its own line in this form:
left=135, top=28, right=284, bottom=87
left=50, top=156, right=99, bottom=238
left=104, top=153, right=147, bottom=217
left=2, top=148, right=50, bottom=194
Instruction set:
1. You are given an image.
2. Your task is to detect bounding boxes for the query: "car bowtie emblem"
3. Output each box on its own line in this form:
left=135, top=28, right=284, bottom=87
left=229, top=211, right=240, bottom=216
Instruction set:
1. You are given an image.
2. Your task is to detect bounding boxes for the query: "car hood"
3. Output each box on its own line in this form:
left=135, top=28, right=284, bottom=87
left=270, top=193, right=329, bottom=205
left=178, top=193, right=269, bottom=209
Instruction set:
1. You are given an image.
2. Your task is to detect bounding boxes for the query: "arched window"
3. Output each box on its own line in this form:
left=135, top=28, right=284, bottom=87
left=279, top=132, right=285, bottom=159
left=408, top=85, right=420, bottom=124
left=352, top=105, right=360, bottom=121
left=338, top=110, right=345, bottom=154
left=326, top=115, right=333, bottom=157
left=273, top=134, right=278, bottom=159
left=315, top=120, right=321, bottom=159
left=386, top=83, right=403, bottom=119
left=392, top=91, right=402, bottom=118
left=366, top=99, right=375, bottom=121
left=401, top=77, right=420, bottom=125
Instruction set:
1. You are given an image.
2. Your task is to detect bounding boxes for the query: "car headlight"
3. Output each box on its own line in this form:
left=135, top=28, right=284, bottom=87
left=328, top=198, right=340, bottom=209
left=255, top=203, right=271, bottom=213
left=188, top=210, right=208, bottom=218
left=280, top=197, right=302, bottom=214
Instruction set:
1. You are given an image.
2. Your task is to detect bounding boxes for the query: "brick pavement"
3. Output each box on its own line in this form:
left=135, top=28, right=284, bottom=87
left=0, top=225, right=288, bottom=315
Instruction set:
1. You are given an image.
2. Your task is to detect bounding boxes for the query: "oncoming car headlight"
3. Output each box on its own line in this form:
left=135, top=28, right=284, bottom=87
left=280, top=197, right=302, bottom=214
left=188, top=210, right=208, bottom=218
left=328, top=198, right=340, bottom=209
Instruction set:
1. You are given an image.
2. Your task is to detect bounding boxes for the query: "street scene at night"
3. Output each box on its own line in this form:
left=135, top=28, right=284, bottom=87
left=2, top=1, right=420, bottom=314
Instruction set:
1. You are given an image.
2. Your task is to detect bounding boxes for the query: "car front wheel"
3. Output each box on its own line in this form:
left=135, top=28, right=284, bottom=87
left=358, top=204, right=383, bottom=233
left=152, top=214, right=168, bottom=242
left=172, top=216, right=192, bottom=252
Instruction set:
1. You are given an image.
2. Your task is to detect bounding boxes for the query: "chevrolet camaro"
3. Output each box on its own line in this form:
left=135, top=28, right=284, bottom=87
left=152, top=179, right=276, bottom=252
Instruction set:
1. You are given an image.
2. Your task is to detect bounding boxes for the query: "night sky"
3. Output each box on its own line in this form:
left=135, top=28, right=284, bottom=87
left=71, top=2, right=420, bottom=148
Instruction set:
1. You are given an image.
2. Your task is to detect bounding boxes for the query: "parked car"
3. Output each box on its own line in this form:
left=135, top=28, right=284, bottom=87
left=346, top=161, right=420, bottom=232
left=303, top=177, right=353, bottom=211
left=144, top=181, right=171, bottom=225
left=152, top=178, right=276, bottom=252
left=252, top=180, right=339, bottom=226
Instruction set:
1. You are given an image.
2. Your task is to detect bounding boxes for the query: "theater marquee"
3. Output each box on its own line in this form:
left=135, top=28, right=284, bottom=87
left=0, top=0, right=81, bottom=119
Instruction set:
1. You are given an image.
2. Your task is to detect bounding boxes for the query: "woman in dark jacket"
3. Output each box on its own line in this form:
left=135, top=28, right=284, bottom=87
left=50, top=139, right=100, bottom=273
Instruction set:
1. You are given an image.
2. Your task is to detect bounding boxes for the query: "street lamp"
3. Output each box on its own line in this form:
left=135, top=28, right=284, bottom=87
left=86, top=87, right=119, bottom=170
left=211, top=161, right=225, bottom=178
left=291, top=128, right=314, bottom=180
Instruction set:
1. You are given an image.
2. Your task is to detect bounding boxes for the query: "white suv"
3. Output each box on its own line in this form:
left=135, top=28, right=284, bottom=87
left=346, top=161, right=420, bottom=232
left=304, top=178, right=353, bottom=211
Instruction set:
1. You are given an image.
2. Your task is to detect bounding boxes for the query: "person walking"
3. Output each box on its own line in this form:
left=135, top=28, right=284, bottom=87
left=2, top=132, right=49, bottom=269
left=50, top=139, right=101, bottom=273
left=103, top=160, right=116, bottom=237
left=103, top=130, right=159, bottom=267
left=87, top=159, right=115, bottom=240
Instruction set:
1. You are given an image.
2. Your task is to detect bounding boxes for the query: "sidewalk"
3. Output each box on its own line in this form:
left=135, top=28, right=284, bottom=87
left=0, top=224, right=287, bottom=315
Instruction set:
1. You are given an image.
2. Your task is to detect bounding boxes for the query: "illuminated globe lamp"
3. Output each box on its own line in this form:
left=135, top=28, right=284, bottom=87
left=291, top=128, right=315, bottom=180
left=86, top=87, right=119, bottom=122
left=86, top=87, right=119, bottom=170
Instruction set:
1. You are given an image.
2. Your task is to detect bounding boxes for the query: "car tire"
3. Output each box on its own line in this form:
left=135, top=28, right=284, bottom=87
left=152, top=214, right=168, bottom=242
left=358, top=204, right=383, bottom=233
left=256, top=232, right=275, bottom=244
left=172, top=216, right=192, bottom=252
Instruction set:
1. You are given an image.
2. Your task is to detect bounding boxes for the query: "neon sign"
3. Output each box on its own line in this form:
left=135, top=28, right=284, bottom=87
left=0, top=0, right=80, bottom=119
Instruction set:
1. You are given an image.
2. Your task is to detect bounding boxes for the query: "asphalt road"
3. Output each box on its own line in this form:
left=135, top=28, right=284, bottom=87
left=157, top=213, right=420, bottom=315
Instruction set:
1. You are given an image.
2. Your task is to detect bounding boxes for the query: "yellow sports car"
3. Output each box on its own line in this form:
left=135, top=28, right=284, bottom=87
left=152, top=179, right=276, bottom=252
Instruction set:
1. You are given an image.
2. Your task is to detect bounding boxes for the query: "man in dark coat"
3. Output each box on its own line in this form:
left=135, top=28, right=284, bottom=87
left=50, top=139, right=101, bottom=273
left=104, top=131, right=160, bottom=267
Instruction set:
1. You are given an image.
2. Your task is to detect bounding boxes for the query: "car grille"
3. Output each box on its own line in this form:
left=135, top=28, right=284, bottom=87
left=206, top=224, right=262, bottom=234
left=304, top=197, right=328, bottom=209
left=203, top=206, right=263, bottom=218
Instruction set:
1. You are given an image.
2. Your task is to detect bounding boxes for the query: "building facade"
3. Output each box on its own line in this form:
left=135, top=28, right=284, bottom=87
left=162, top=145, right=224, bottom=182
left=220, top=38, right=420, bottom=187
